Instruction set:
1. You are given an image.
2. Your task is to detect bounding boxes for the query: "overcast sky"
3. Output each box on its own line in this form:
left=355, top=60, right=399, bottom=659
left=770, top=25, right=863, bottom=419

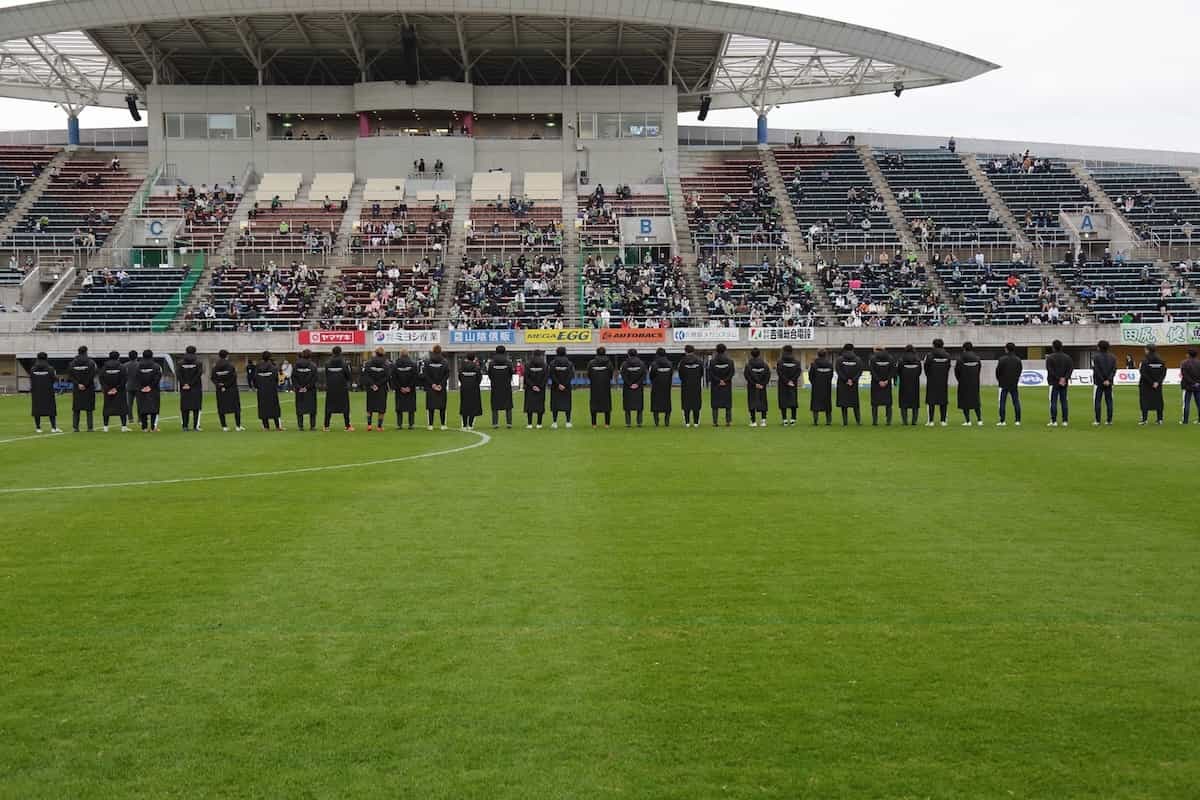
left=0, top=0, right=1195, bottom=153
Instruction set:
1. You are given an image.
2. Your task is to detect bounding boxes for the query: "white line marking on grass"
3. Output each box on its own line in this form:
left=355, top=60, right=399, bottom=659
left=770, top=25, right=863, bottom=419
left=0, top=429, right=491, bottom=494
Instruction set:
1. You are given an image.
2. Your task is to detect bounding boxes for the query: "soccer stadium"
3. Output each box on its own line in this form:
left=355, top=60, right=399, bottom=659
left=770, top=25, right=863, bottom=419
left=0, top=0, right=1197, bottom=795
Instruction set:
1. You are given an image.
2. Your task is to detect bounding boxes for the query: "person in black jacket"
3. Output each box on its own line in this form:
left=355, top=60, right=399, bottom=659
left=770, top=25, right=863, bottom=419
left=135, top=349, right=163, bottom=431
left=362, top=346, right=391, bottom=431
left=390, top=349, right=419, bottom=430
left=995, top=342, right=1023, bottom=426
left=255, top=352, right=283, bottom=430
left=422, top=345, right=451, bottom=430
left=808, top=349, right=834, bottom=425
left=1091, top=339, right=1117, bottom=426
left=923, top=338, right=951, bottom=426
left=549, top=346, right=574, bottom=429
left=523, top=349, right=548, bottom=428
left=211, top=349, right=243, bottom=431
left=587, top=347, right=614, bottom=427
left=1045, top=339, right=1074, bottom=426
left=620, top=348, right=647, bottom=427
left=744, top=348, right=771, bottom=427
left=954, top=342, right=983, bottom=426
left=649, top=348, right=674, bottom=427
left=677, top=345, right=704, bottom=427
left=868, top=346, right=895, bottom=426
left=68, top=345, right=97, bottom=432
left=458, top=352, right=483, bottom=430
left=897, top=344, right=922, bottom=426
left=324, top=345, right=353, bottom=431
left=776, top=345, right=802, bottom=426
left=29, top=352, right=59, bottom=433
left=123, top=349, right=140, bottom=420
left=177, top=345, right=203, bottom=431
left=486, top=346, right=515, bottom=429
left=246, top=359, right=257, bottom=392
left=707, top=343, right=735, bottom=426
left=1182, top=347, right=1200, bottom=424
left=835, top=343, right=863, bottom=426
left=98, top=351, right=128, bottom=431
left=1139, top=345, right=1167, bottom=425
left=292, top=349, right=318, bottom=430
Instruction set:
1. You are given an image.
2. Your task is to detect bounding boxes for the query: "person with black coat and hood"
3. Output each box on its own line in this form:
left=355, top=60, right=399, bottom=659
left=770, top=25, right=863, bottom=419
left=1045, top=338, right=1074, bottom=427
left=135, top=349, right=163, bottom=431
left=99, top=351, right=129, bottom=431
left=292, top=349, right=318, bottom=430
left=775, top=345, right=802, bottom=426
left=808, top=349, right=834, bottom=425
left=744, top=348, right=771, bottom=427
left=486, top=346, right=515, bottom=429
left=955, top=342, right=983, bottom=426
left=677, top=344, right=704, bottom=427
left=867, top=346, right=895, bottom=426
left=707, top=343, right=735, bottom=426
left=177, top=344, right=203, bottom=431
left=422, top=344, right=451, bottom=430
left=649, top=348, right=674, bottom=427
left=836, top=343, right=864, bottom=426
left=458, top=352, right=484, bottom=429
left=123, top=349, right=140, bottom=419
left=255, top=351, right=283, bottom=430
left=523, top=349, right=549, bottom=429
left=549, top=346, right=574, bottom=429
left=587, top=346, right=614, bottom=427
left=68, top=345, right=97, bottom=432
left=29, top=352, right=59, bottom=433
left=923, top=338, right=951, bottom=426
left=324, top=345, right=354, bottom=431
left=1091, top=339, right=1117, bottom=426
left=620, top=348, right=647, bottom=427
left=362, top=346, right=391, bottom=431
left=897, top=344, right=922, bottom=426
left=1183, top=347, right=1200, bottom=425
left=211, top=349, right=244, bottom=431
left=1139, top=344, right=1167, bottom=425
left=390, top=349, right=419, bottom=430
left=995, top=342, right=1023, bottom=426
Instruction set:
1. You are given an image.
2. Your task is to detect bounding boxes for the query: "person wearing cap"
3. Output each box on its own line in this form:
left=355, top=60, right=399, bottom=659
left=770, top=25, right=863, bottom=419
left=211, top=349, right=244, bottom=431
left=677, top=344, right=704, bottom=427
left=292, top=349, right=319, bottom=431
left=135, top=349, right=163, bottom=431
left=362, top=346, right=391, bottom=431
left=255, top=351, right=283, bottom=430
left=68, top=345, right=97, bottom=432
left=390, top=348, right=419, bottom=430
left=99, top=350, right=129, bottom=431
left=1045, top=339, right=1074, bottom=427
left=548, top=346, right=574, bottom=429
left=1091, top=339, right=1117, bottom=426
left=835, top=343, right=863, bottom=426
left=743, top=347, right=771, bottom=427
left=587, top=346, right=614, bottom=428
left=29, top=352, right=60, bottom=433
left=807, top=348, right=834, bottom=426
left=1182, top=347, right=1200, bottom=424
left=422, top=344, right=451, bottom=430
left=648, top=347, right=674, bottom=427
left=867, top=346, right=895, bottom=427
left=1138, top=344, right=1166, bottom=425
left=954, top=341, right=983, bottom=426
left=487, top=345, right=515, bottom=429
left=523, top=349, right=549, bottom=429
left=707, top=342, right=735, bottom=427
left=923, top=338, right=951, bottom=427
left=995, top=342, right=1023, bottom=427
left=177, top=344, right=204, bottom=431
left=776, top=345, right=802, bottom=426
left=323, top=345, right=354, bottom=431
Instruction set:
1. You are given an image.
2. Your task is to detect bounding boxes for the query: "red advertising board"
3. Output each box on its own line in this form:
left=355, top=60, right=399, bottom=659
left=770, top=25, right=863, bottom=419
left=298, top=330, right=366, bottom=346
left=599, top=328, right=667, bottom=344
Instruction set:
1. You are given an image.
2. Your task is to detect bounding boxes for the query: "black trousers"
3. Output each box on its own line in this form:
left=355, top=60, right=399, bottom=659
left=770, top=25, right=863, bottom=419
left=927, top=403, right=948, bottom=423
left=871, top=404, right=892, bottom=425
left=34, top=414, right=57, bottom=429
left=396, top=410, right=415, bottom=428
left=711, top=406, right=731, bottom=425
left=297, top=412, right=316, bottom=429
left=591, top=410, right=611, bottom=426
left=218, top=410, right=242, bottom=428
left=72, top=409, right=94, bottom=431
left=492, top=408, right=512, bottom=427
left=325, top=410, right=351, bottom=428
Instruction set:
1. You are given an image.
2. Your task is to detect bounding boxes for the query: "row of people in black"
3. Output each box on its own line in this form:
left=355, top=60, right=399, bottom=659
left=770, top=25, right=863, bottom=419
left=27, top=340, right=1200, bottom=433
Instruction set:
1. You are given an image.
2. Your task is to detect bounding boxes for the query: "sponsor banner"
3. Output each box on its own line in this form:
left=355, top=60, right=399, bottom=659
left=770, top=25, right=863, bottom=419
left=671, top=327, right=740, bottom=343
left=1019, top=369, right=1182, bottom=387
left=748, top=326, right=815, bottom=343
left=1120, top=322, right=1200, bottom=346
left=448, top=329, right=518, bottom=345
left=599, top=328, right=667, bottom=345
left=298, top=330, right=366, bottom=346
left=524, top=328, right=594, bottom=345
left=371, top=329, right=441, bottom=346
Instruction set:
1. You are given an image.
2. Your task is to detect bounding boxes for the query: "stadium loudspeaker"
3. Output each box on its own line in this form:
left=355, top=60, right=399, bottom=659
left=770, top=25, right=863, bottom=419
left=401, top=26, right=419, bottom=86
left=697, top=95, right=712, bottom=121
left=126, top=94, right=141, bottom=122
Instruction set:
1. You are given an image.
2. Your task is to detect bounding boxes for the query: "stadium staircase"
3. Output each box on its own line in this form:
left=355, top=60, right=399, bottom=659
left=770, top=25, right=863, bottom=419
left=1032, top=258, right=1088, bottom=321
left=83, top=150, right=152, bottom=270
left=668, top=151, right=712, bottom=323
left=762, top=149, right=807, bottom=257
left=1066, top=161, right=1143, bottom=248
left=336, top=180, right=365, bottom=255
left=0, top=150, right=69, bottom=245
left=559, top=180, right=581, bottom=323
left=1184, top=170, right=1200, bottom=195
left=432, top=185, right=473, bottom=323
left=857, top=145, right=918, bottom=252
left=960, top=153, right=1032, bottom=251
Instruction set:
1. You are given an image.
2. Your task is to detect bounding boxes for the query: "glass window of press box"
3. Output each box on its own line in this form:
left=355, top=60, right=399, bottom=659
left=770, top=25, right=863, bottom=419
left=576, top=112, right=662, bottom=139
left=164, top=112, right=253, bottom=140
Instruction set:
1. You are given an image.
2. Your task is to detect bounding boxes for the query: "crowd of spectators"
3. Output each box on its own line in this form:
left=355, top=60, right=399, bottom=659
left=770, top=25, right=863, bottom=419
left=817, top=252, right=946, bottom=327
left=688, top=162, right=784, bottom=247
left=984, top=151, right=1056, bottom=175
left=450, top=253, right=565, bottom=329
left=80, top=267, right=133, bottom=292
left=699, top=255, right=816, bottom=327
left=582, top=254, right=690, bottom=328
left=318, top=257, right=441, bottom=330
left=186, top=258, right=322, bottom=332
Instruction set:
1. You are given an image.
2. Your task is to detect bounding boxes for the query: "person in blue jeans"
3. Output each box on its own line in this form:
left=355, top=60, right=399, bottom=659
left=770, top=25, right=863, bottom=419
left=1045, top=339, right=1074, bottom=427
left=995, top=342, right=1023, bottom=426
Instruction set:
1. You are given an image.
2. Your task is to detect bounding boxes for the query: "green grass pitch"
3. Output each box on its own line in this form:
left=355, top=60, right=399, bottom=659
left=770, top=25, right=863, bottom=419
left=1, top=387, right=1197, bottom=798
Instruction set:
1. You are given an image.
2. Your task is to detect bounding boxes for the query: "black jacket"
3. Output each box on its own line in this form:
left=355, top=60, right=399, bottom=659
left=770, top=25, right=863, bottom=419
left=586, top=356, right=614, bottom=412
left=808, top=356, right=834, bottom=412
left=835, top=351, right=864, bottom=408
left=1180, top=357, right=1200, bottom=391
left=923, top=348, right=952, bottom=405
left=1046, top=351, right=1074, bottom=385
left=68, top=355, right=97, bottom=412
left=995, top=353, right=1022, bottom=389
left=1092, top=351, right=1117, bottom=387
left=954, top=350, right=983, bottom=410
left=211, top=358, right=241, bottom=414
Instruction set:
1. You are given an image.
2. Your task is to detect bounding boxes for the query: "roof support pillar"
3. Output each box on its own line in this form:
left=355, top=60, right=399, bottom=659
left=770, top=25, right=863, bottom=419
left=67, top=113, right=80, bottom=146
left=756, top=112, right=768, bottom=146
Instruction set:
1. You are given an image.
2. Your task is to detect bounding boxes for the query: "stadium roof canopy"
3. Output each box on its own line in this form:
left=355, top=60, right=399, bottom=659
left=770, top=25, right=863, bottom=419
left=0, top=0, right=999, bottom=114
